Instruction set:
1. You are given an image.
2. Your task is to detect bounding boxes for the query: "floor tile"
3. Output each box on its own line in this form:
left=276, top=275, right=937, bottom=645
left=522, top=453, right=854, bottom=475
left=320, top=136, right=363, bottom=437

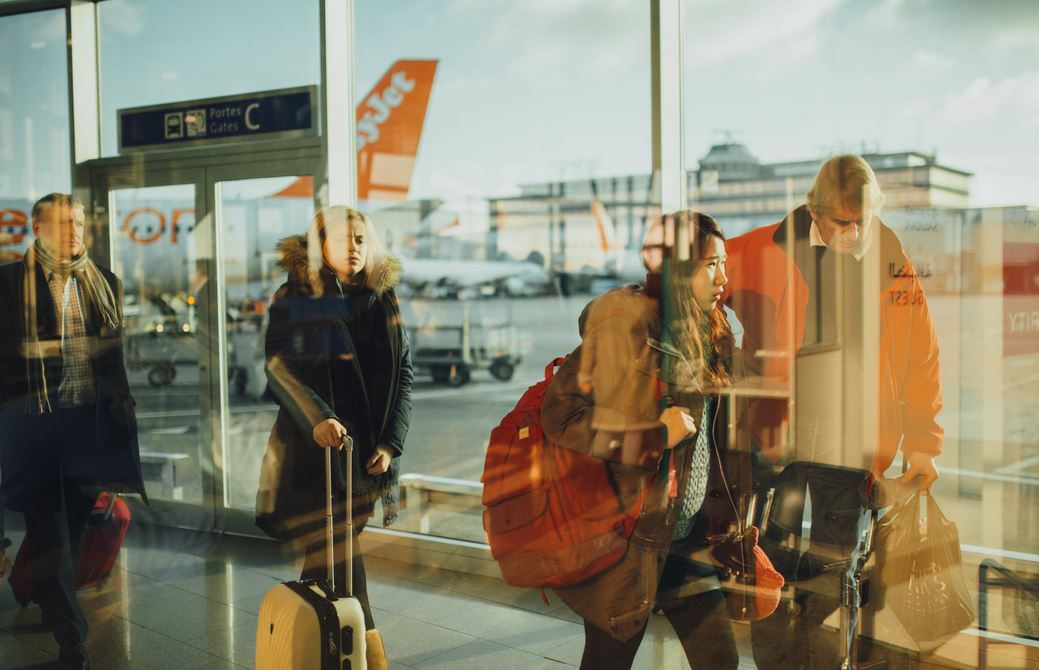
left=367, top=578, right=475, bottom=623
left=5, top=521, right=1007, bottom=670
left=183, top=610, right=258, bottom=667
left=116, top=585, right=246, bottom=643
left=84, top=616, right=222, bottom=670
left=419, top=637, right=569, bottom=670
left=0, top=628, right=53, bottom=670
left=375, top=610, right=488, bottom=667
left=435, top=598, right=584, bottom=657
left=197, top=659, right=251, bottom=670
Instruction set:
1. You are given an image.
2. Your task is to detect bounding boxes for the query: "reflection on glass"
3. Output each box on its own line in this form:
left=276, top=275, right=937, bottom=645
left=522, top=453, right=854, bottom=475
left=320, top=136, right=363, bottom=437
left=97, top=0, right=319, bottom=157
left=355, top=0, right=655, bottom=542
left=0, top=8, right=71, bottom=253
left=216, top=176, right=314, bottom=510
left=680, top=1, right=1039, bottom=663
left=109, top=184, right=203, bottom=503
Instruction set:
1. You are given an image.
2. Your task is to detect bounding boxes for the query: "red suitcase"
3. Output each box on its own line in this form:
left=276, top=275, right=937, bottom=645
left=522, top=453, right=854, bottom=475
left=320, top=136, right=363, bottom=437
left=9, top=492, right=131, bottom=606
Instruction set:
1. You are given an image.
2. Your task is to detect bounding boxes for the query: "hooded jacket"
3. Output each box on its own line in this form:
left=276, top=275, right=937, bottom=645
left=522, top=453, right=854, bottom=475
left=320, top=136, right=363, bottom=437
left=722, top=205, right=943, bottom=474
left=255, top=235, right=413, bottom=539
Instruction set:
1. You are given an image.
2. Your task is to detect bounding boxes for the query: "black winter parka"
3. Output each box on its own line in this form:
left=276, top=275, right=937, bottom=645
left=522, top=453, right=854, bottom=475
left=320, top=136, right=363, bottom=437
left=255, top=235, right=413, bottom=539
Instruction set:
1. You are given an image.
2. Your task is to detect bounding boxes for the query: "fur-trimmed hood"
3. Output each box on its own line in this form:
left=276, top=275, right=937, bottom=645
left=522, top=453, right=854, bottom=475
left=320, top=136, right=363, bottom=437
left=275, top=234, right=402, bottom=296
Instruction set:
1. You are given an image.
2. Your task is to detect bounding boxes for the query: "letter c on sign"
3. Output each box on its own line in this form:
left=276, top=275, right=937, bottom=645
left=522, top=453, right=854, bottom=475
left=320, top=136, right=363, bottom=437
left=245, top=103, right=260, bottom=130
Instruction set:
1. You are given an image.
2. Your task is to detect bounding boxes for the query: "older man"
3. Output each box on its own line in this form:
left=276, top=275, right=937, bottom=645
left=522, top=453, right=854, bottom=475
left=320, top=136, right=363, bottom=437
left=723, top=155, right=943, bottom=667
left=0, top=194, right=146, bottom=670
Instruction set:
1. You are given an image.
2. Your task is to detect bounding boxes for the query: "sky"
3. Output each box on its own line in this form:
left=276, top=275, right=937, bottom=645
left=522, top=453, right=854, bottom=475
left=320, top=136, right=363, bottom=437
left=1, top=0, right=1037, bottom=208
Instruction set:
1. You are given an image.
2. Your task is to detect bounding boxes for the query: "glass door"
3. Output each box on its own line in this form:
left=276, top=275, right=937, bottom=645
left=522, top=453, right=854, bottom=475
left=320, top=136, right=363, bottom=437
left=95, top=170, right=217, bottom=510
left=207, top=165, right=316, bottom=522
left=90, top=155, right=319, bottom=532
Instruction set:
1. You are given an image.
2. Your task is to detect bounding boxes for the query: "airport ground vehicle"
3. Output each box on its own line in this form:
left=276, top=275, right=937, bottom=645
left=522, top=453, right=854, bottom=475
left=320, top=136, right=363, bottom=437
left=402, top=298, right=521, bottom=387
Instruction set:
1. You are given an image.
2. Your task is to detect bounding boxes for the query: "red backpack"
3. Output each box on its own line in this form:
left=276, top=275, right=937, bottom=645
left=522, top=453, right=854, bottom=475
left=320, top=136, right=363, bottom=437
left=481, top=355, right=650, bottom=590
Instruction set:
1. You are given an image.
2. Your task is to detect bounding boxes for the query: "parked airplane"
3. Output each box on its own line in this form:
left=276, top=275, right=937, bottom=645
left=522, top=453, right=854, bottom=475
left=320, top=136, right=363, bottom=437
left=400, top=255, right=551, bottom=299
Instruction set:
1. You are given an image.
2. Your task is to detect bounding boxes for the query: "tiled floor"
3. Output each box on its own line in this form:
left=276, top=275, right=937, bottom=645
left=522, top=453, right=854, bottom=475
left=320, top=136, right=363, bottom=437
left=1, top=523, right=1035, bottom=669
left=1, top=523, right=738, bottom=670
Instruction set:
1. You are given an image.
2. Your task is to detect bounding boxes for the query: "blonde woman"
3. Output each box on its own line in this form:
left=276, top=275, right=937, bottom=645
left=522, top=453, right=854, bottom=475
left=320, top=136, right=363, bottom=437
left=256, top=206, right=412, bottom=669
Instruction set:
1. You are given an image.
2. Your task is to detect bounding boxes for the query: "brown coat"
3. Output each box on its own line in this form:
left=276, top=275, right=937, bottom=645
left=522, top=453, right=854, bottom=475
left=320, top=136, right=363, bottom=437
left=541, top=287, right=734, bottom=641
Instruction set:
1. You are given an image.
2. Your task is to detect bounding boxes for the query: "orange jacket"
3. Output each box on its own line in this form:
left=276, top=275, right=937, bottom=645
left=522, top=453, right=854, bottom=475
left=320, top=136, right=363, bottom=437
left=722, top=206, right=943, bottom=475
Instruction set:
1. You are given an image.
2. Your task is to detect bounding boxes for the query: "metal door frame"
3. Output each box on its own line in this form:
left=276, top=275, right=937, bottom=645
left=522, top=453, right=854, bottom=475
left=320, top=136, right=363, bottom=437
left=82, top=145, right=321, bottom=533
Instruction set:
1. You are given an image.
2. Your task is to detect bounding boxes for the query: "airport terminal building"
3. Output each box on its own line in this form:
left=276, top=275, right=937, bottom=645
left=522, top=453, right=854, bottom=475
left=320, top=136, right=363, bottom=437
left=1, top=1, right=1037, bottom=668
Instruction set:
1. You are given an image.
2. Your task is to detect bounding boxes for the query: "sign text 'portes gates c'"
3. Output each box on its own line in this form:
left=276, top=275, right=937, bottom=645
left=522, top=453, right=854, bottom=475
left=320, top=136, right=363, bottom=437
left=118, top=86, right=317, bottom=152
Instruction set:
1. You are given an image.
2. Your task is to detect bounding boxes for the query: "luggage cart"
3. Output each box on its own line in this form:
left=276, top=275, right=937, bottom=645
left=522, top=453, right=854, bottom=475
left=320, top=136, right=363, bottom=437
left=123, top=294, right=199, bottom=386
left=125, top=330, right=197, bottom=386
left=978, top=559, right=1039, bottom=669
left=403, top=298, right=521, bottom=387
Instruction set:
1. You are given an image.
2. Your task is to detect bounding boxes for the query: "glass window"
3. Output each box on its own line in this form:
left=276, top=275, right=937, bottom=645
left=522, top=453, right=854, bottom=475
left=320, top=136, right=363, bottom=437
left=355, top=0, right=655, bottom=542
left=215, top=176, right=315, bottom=510
left=97, top=0, right=320, bottom=156
left=685, top=0, right=1039, bottom=658
left=0, top=8, right=70, bottom=259
left=109, top=182, right=206, bottom=504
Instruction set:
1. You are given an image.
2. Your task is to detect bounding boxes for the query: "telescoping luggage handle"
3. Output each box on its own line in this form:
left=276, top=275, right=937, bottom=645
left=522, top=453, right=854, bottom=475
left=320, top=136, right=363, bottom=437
left=324, top=435, right=354, bottom=598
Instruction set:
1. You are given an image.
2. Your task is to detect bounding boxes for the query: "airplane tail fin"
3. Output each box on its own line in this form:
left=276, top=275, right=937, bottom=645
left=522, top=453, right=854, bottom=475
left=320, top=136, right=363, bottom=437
left=591, top=200, right=618, bottom=253
left=272, top=59, right=438, bottom=202
left=357, top=59, right=437, bottom=201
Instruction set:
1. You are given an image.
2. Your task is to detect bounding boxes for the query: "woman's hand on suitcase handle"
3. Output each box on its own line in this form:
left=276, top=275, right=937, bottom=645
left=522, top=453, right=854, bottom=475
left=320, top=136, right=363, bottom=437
left=366, top=444, right=394, bottom=475
left=313, top=418, right=348, bottom=449
left=659, top=406, right=697, bottom=449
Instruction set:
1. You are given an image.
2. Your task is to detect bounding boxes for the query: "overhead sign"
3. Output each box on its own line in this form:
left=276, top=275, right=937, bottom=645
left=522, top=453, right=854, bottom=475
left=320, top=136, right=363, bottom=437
left=118, top=86, right=318, bottom=152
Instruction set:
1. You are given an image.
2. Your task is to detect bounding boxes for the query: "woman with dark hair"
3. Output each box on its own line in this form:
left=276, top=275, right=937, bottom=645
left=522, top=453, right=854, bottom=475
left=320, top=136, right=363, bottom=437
left=255, top=205, right=412, bottom=670
left=542, top=210, right=744, bottom=669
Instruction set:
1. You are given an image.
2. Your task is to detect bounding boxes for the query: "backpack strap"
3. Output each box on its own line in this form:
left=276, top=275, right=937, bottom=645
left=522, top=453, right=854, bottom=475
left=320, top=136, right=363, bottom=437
left=544, top=357, right=566, bottom=382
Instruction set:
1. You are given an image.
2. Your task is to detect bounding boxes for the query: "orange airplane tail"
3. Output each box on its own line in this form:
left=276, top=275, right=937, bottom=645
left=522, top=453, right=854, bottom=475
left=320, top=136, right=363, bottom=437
left=590, top=200, right=618, bottom=253
left=273, top=59, right=438, bottom=201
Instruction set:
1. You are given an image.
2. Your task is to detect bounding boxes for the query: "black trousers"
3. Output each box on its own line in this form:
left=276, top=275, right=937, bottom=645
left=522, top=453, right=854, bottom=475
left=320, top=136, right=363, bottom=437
left=577, top=529, right=739, bottom=664
left=15, top=405, right=101, bottom=648
left=579, top=547, right=739, bottom=670
left=298, top=496, right=375, bottom=631
left=749, top=464, right=914, bottom=669
left=580, top=588, right=737, bottom=670
left=23, top=478, right=97, bottom=647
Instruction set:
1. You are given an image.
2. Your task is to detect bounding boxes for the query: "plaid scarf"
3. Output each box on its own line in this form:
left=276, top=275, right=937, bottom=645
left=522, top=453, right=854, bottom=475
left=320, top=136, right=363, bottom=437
left=21, top=240, right=120, bottom=414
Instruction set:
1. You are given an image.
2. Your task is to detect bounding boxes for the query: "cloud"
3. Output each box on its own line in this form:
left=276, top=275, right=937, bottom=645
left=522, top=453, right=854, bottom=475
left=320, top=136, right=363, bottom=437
left=941, top=72, right=1039, bottom=124
left=901, top=100, right=931, bottom=117
left=488, top=0, right=647, bottom=77
left=865, top=0, right=1039, bottom=60
left=863, top=0, right=906, bottom=30
left=684, top=0, right=840, bottom=67
left=486, top=0, right=840, bottom=78
left=912, top=50, right=956, bottom=72
left=100, top=2, right=147, bottom=37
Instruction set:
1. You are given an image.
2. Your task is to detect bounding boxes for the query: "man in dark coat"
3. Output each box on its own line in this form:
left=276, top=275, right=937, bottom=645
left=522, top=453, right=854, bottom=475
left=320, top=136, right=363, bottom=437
left=723, top=156, right=942, bottom=667
left=0, top=193, right=146, bottom=669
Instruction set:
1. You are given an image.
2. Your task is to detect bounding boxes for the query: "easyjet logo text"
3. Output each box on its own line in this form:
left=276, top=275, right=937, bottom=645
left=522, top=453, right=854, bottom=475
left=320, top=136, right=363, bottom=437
left=357, top=70, right=416, bottom=151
